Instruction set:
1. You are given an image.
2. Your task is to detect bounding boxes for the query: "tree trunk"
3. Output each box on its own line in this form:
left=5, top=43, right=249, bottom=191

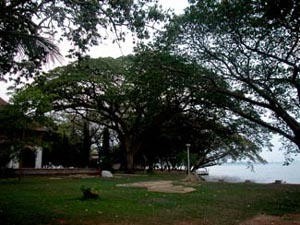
left=147, top=157, right=154, bottom=173
left=124, top=137, right=136, bottom=173
left=126, top=150, right=134, bottom=173
left=101, top=128, right=111, bottom=170
left=82, top=120, right=91, bottom=167
left=118, top=133, right=141, bottom=173
left=102, top=128, right=110, bottom=156
left=294, top=130, right=300, bottom=148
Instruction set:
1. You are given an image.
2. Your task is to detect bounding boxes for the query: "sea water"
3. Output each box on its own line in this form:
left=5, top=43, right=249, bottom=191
left=205, top=161, right=300, bottom=184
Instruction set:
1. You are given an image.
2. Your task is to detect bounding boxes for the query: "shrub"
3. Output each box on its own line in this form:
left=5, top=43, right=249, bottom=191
left=80, top=186, right=99, bottom=200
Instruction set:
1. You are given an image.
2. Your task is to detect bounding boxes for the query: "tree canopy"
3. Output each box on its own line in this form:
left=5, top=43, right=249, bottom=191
left=160, top=0, right=300, bottom=160
left=12, top=52, right=265, bottom=171
left=3, top=0, right=295, bottom=170
left=0, top=0, right=164, bottom=81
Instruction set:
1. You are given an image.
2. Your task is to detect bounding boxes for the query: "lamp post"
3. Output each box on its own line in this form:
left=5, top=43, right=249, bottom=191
left=186, top=143, right=191, bottom=176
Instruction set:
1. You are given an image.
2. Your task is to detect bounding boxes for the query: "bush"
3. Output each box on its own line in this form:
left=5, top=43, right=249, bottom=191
left=80, top=186, right=99, bottom=200
left=0, top=168, right=17, bottom=178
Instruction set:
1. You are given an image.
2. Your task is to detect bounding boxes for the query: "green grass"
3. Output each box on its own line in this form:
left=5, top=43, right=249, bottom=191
left=1, top=174, right=300, bottom=225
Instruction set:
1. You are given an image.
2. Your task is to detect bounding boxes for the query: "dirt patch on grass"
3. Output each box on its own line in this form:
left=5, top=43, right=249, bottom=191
left=117, top=180, right=196, bottom=193
left=174, top=219, right=213, bottom=225
left=240, top=214, right=300, bottom=225
left=69, top=218, right=211, bottom=225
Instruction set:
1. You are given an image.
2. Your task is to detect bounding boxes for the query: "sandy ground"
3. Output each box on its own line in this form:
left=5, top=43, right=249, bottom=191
left=239, top=214, right=300, bottom=225
left=172, top=214, right=300, bottom=225
left=75, top=214, right=300, bottom=225
left=117, top=180, right=196, bottom=193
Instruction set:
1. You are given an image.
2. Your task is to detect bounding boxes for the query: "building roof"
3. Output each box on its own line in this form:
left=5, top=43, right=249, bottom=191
left=0, top=97, right=8, bottom=106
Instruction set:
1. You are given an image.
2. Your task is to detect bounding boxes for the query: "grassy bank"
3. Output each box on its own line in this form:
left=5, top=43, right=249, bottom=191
left=0, top=174, right=300, bottom=225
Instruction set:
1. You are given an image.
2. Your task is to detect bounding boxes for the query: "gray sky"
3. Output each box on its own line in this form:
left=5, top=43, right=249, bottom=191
left=0, top=0, right=189, bottom=101
left=1, top=0, right=189, bottom=102
left=0, top=0, right=299, bottom=163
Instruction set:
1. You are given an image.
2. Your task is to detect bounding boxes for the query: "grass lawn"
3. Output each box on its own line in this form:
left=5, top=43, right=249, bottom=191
left=1, top=173, right=300, bottom=225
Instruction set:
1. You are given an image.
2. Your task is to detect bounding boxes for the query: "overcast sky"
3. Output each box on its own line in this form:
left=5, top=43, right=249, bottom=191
left=0, top=0, right=299, bottom=163
left=0, top=0, right=189, bottom=101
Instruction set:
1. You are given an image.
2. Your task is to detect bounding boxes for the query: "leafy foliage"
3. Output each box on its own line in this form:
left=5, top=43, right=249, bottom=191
left=0, top=0, right=165, bottom=80
left=161, top=0, right=300, bottom=158
left=13, top=52, right=265, bottom=170
left=0, top=102, right=50, bottom=167
left=80, top=185, right=99, bottom=200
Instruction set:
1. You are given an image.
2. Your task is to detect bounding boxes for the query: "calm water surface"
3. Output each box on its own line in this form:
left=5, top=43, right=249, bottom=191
left=206, top=161, right=300, bottom=184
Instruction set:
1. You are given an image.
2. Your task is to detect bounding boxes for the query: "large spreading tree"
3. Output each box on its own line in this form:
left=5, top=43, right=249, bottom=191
left=13, top=52, right=264, bottom=171
left=161, top=0, right=300, bottom=159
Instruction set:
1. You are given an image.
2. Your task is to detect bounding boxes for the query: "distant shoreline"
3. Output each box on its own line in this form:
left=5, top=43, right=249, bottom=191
left=209, top=161, right=300, bottom=184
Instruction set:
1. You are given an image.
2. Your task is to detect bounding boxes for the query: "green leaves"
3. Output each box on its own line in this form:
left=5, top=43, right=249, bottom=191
left=161, top=0, right=300, bottom=156
left=13, top=48, right=266, bottom=169
left=0, top=0, right=166, bottom=81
